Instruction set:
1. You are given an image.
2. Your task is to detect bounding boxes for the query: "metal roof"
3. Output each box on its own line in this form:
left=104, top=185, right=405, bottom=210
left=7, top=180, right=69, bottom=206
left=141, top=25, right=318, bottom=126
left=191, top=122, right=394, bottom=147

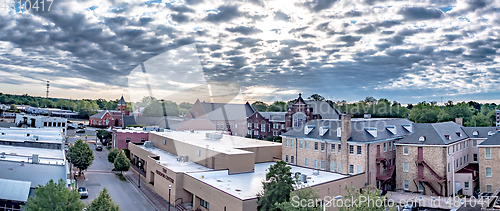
left=0, top=178, right=31, bottom=202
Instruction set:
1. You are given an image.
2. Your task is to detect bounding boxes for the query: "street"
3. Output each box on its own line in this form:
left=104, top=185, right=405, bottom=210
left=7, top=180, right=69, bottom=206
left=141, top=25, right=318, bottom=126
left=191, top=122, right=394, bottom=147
left=67, top=133, right=156, bottom=211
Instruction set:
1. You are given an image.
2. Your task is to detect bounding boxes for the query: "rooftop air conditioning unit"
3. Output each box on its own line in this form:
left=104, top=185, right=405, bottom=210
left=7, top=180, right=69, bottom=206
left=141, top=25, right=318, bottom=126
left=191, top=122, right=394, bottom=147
left=184, top=155, right=189, bottom=162
left=206, top=133, right=223, bottom=140
left=32, top=154, right=39, bottom=164
left=301, top=174, right=307, bottom=183
left=312, top=170, right=319, bottom=176
left=144, top=141, right=155, bottom=149
left=0, top=152, right=5, bottom=158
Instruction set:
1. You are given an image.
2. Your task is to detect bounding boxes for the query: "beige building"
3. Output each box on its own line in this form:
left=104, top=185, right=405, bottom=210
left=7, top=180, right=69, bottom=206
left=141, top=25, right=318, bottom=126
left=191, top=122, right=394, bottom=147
left=396, top=121, right=497, bottom=197
left=129, top=130, right=365, bottom=211
left=281, top=114, right=414, bottom=193
left=478, top=131, right=500, bottom=194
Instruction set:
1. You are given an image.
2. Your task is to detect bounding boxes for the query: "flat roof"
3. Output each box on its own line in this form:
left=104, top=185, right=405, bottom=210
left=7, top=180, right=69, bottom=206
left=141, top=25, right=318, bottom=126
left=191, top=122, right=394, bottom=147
left=0, top=160, right=69, bottom=187
left=0, top=128, right=64, bottom=144
left=138, top=145, right=212, bottom=173
left=0, top=178, right=31, bottom=202
left=151, top=130, right=281, bottom=155
left=0, top=145, right=66, bottom=164
left=186, top=162, right=348, bottom=200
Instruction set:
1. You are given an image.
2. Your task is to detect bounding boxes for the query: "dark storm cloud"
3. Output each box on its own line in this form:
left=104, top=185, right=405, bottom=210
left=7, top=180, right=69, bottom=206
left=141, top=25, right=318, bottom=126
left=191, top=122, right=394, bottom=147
left=399, top=6, right=444, bottom=20
left=225, top=26, right=262, bottom=35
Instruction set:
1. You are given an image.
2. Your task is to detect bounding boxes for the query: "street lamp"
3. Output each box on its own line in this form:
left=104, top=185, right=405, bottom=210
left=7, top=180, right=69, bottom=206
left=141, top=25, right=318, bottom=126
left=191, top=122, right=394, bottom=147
left=168, top=185, right=171, bottom=211
left=138, top=162, right=141, bottom=188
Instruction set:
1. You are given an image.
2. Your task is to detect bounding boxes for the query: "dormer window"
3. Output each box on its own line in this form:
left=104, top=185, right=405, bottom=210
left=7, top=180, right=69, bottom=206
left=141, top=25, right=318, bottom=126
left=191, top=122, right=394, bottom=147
left=365, top=127, right=377, bottom=138
left=456, top=132, right=461, bottom=137
left=386, top=125, right=396, bottom=135
left=402, top=124, right=412, bottom=133
left=319, top=126, right=330, bottom=136
left=304, top=125, right=315, bottom=135
left=473, top=131, right=479, bottom=136
left=444, top=135, right=450, bottom=140
left=488, top=131, right=495, bottom=136
left=419, top=136, right=426, bottom=142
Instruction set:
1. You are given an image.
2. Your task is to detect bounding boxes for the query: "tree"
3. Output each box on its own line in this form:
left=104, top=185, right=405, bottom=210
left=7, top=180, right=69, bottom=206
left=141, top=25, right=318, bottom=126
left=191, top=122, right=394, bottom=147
left=338, top=186, right=389, bottom=211
left=113, top=151, right=131, bottom=175
left=68, top=139, right=95, bottom=176
left=10, top=104, right=17, bottom=110
left=257, top=161, right=294, bottom=211
left=86, top=188, right=121, bottom=211
left=108, top=149, right=120, bottom=163
left=252, top=101, right=268, bottom=112
left=23, top=179, right=85, bottom=211
left=307, top=94, right=325, bottom=101
left=96, top=130, right=111, bottom=145
left=142, top=100, right=164, bottom=117
left=266, top=101, right=287, bottom=112
left=275, top=187, right=322, bottom=211
left=465, top=113, right=491, bottom=127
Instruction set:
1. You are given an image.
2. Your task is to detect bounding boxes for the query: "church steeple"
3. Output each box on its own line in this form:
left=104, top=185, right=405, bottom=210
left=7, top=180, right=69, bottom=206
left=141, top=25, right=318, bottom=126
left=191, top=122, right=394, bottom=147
left=117, top=95, right=127, bottom=114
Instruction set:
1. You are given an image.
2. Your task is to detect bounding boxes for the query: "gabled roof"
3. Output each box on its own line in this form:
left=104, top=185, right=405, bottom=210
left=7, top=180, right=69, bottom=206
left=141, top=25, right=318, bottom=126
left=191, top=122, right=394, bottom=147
left=478, top=131, right=500, bottom=146
left=462, top=127, right=498, bottom=139
left=304, top=100, right=342, bottom=119
left=118, top=96, right=126, bottom=105
left=194, top=100, right=255, bottom=121
left=89, top=110, right=109, bottom=119
left=398, top=122, right=467, bottom=145
left=258, top=112, right=286, bottom=122
left=282, top=118, right=413, bottom=143
left=0, top=178, right=31, bottom=202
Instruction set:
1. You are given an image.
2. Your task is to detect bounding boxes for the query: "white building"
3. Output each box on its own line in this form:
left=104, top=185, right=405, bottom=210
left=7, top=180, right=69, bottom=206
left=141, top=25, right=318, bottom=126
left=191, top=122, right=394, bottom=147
left=14, top=114, right=67, bottom=136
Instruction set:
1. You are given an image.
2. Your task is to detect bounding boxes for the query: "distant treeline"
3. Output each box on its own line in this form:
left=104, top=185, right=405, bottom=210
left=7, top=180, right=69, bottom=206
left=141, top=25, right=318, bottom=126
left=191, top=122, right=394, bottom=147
left=252, top=94, right=499, bottom=127
left=0, top=93, right=192, bottom=119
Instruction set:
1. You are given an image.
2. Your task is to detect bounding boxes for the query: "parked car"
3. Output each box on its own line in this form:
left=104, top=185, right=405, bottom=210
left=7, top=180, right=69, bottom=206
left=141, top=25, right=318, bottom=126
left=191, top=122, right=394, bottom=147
left=78, top=187, right=88, bottom=199
left=67, top=124, right=76, bottom=129
left=76, top=129, right=85, bottom=133
left=78, top=124, right=86, bottom=129
left=95, top=145, right=103, bottom=151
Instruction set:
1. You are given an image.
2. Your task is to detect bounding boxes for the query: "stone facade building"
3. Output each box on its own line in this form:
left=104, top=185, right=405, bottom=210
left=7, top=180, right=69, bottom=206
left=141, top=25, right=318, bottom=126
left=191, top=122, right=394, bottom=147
left=478, top=131, right=500, bottom=194
left=281, top=114, right=413, bottom=192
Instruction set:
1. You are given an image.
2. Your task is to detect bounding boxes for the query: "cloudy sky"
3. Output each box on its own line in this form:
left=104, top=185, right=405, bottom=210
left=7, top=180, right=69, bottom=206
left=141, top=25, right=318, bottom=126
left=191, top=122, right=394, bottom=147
left=0, top=0, right=499, bottom=104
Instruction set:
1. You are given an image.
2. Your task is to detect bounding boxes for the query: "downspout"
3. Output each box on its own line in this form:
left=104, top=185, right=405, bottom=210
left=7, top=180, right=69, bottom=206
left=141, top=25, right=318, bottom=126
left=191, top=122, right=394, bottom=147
left=295, top=138, right=298, bottom=165
left=367, top=143, right=370, bottom=186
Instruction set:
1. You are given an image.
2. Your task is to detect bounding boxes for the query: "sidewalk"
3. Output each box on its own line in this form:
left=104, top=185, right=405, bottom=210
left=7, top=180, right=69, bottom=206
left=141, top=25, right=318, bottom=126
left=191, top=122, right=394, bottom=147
left=125, top=173, right=179, bottom=211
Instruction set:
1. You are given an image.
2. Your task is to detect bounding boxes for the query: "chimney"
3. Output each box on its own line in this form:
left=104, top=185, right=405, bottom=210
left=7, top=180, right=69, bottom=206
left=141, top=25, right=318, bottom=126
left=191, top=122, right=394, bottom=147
left=341, top=114, right=351, bottom=174
left=455, top=118, right=463, bottom=126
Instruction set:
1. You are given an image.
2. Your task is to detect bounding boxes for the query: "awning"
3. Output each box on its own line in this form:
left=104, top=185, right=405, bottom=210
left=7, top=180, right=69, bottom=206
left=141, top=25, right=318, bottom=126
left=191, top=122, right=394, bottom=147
left=0, top=178, right=31, bottom=202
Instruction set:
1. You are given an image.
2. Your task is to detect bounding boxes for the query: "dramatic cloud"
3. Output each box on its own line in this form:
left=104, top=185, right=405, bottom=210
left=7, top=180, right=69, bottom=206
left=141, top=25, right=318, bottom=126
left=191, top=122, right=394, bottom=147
left=0, top=0, right=499, bottom=104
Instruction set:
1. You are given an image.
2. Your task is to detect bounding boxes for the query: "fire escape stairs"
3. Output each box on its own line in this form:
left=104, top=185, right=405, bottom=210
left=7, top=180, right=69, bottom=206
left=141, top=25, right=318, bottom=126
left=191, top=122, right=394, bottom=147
left=415, top=156, right=446, bottom=196
left=423, top=181, right=442, bottom=196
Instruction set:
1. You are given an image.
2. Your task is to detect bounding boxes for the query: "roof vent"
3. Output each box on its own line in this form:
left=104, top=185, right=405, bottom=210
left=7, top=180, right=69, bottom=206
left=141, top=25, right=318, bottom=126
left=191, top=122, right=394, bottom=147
left=363, top=114, right=371, bottom=119
left=402, top=124, right=412, bottom=133
left=206, top=133, right=223, bottom=140
left=0, top=152, right=5, bottom=158
left=473, top=131, right=479, bottom=136
left=312, top=169, right=320, bottom=176
left=419, top=136, right=426, bottom=142
left=304, top=125, right=315, bottom=135
left=144, top=141, right=155, bottom=148
left=444, top=135, right=450, bottom=140
left=386, top=125, right=397, bottom=135
left=365, top=127, right=377, bottom=138
left=32, top=154, right=39, bottom=164
left=319, top=126, right=330, bottom=136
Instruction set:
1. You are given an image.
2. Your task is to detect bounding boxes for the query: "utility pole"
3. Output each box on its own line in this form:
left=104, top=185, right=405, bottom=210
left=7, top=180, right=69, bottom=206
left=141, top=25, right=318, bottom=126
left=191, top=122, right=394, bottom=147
left=46, top=81, right=50, bottom=98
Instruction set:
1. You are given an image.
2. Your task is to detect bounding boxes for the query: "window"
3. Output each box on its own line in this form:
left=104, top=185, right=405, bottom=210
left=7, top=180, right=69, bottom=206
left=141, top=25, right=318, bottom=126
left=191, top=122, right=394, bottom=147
left=291, top=156, right=295, bottom=164
left=473, top=154, right=478, bottom=162
left=200, top=199, right=210, bottom=210
left=330, top=162, right=335, bottom=171
left=141, top=138, right=146, bottom=142
left=486, top=148, right=491, bottom=159
left=126, top=138, right=130, bottom=143
left=403, top=146, right=408, bottom=155
left=291, top=139, right=295, bottom=148
left=389, top=142, right=392, bottom=151
left=248, top=130, right=252, bottom=135
left=338, top=144, right=341, bottom=153
left=392, top=141, right=396, bottom=150
left=456, top=159, right=458, bottom=168
left=418, top=182, right=424, bottom=192
left=349, top=145, right=354, bottom=154
left=320, top=143, right=325, bottom=151
left=448, top=147, right=450, bottom=155
left=467, top=154, right=469, bottom=162
left=292, top=112, right=307, bottom=127
left=281, top=124, right=284, bottom=129
left=464, top=182, right=469, bottom=190
left=254, top=130, right=259, bottom=135
left=261, top=124, right=265, bottom=132
left=404, top=180, right=409, bottom=190
left=337, top=163, right=341, bottom=172
left=43, top=122, right=48, bottom=127
left=487, top=185, right=493, bottom=193
left=460, top=157, right=462, bottom=166
left=248, top=122, right=252, bottom=128
left=299, top=140, right=303, bottom=148
left=314, top=142, right=319, bottom=150
left=331, top=143, right=335, bottom=153
left=62, top=123, right=65, bottom=127
left=357, top=146, right=362, bottom=155
left=305, top=140, right=309, bottom=149
left=466, top=141, right=468, bottom=148
left=320, top=160, right=325, bottom=170
left=164, top=139, right=167, bottom=145
left=314, top=159, right=318, bottom=169
left=486, top=167, right=492, bottom=177
left=383, top=143, right=387, bottom=152
left=473, top=140, right=477, bottom=147
left=448, top=163, right=450, bottom=172
left=305, top=158, right=309, bottom=167
left=197, top=150, right=201, bottom=157
left=57, top=122, right=61, bottom=127
left=357, top=165, right=362, bottom=174
left=285, top=155, right=289, bottom=163
left=349, top=164, right=354, bottom=174
left=403, top=162, right=409, bottom=172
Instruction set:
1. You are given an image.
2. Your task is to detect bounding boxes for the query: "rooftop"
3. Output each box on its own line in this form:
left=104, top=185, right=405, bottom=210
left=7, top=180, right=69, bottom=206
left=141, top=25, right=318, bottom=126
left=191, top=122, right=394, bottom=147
left=0, top=159, right=69, bottom=187
left=151, top=130, right=281, bottom=155
left=0, top=128, right=64, bottom=144
left=186, top=162, right=348, bottom=200
left=0, top=145, right=66, bottom=165
left=0, top=178, right=31, bottom=202
left=138, top=145, right=212, bottom=173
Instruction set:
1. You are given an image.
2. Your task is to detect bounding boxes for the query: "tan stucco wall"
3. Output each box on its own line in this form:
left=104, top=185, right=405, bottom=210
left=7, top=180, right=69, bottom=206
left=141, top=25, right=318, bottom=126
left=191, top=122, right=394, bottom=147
left=479, top=146, right=500, bottom=193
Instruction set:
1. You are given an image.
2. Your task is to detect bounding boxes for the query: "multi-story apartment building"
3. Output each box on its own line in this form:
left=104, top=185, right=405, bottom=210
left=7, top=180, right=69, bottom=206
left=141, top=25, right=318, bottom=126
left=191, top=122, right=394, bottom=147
left=14, top=114, right=67, bottom=136
left=281, top=114, right=413, bottom=192
left=478, top=131, right=500, bottom=194
left=247, top=111, right=286, bottom=139
left=185, top=99, right=255, bottom=136
left=396, top=121, right=497, bottom=197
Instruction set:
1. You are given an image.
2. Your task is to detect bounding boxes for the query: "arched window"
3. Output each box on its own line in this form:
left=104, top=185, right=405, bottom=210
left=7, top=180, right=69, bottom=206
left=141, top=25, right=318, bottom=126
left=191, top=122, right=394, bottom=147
left=292, top=112, right=306, bottom=128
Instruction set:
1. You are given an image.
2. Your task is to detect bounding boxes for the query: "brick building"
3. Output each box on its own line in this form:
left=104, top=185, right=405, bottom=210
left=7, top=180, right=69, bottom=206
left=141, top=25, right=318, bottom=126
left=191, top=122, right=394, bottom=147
left=281, top=114, right=413, bottom=192
left=112, top=128, right=150, bottom=150
left=185, top=99, right=255, bottom=136
left=89, top=96, right=129, bottom=127
left=478, top=131, right=500, bottom=194
left=246, top=111, right=286, bottom=139
left=395, top=121, right=497, bottom=197
left=284, top=94, right=343, bottom=131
